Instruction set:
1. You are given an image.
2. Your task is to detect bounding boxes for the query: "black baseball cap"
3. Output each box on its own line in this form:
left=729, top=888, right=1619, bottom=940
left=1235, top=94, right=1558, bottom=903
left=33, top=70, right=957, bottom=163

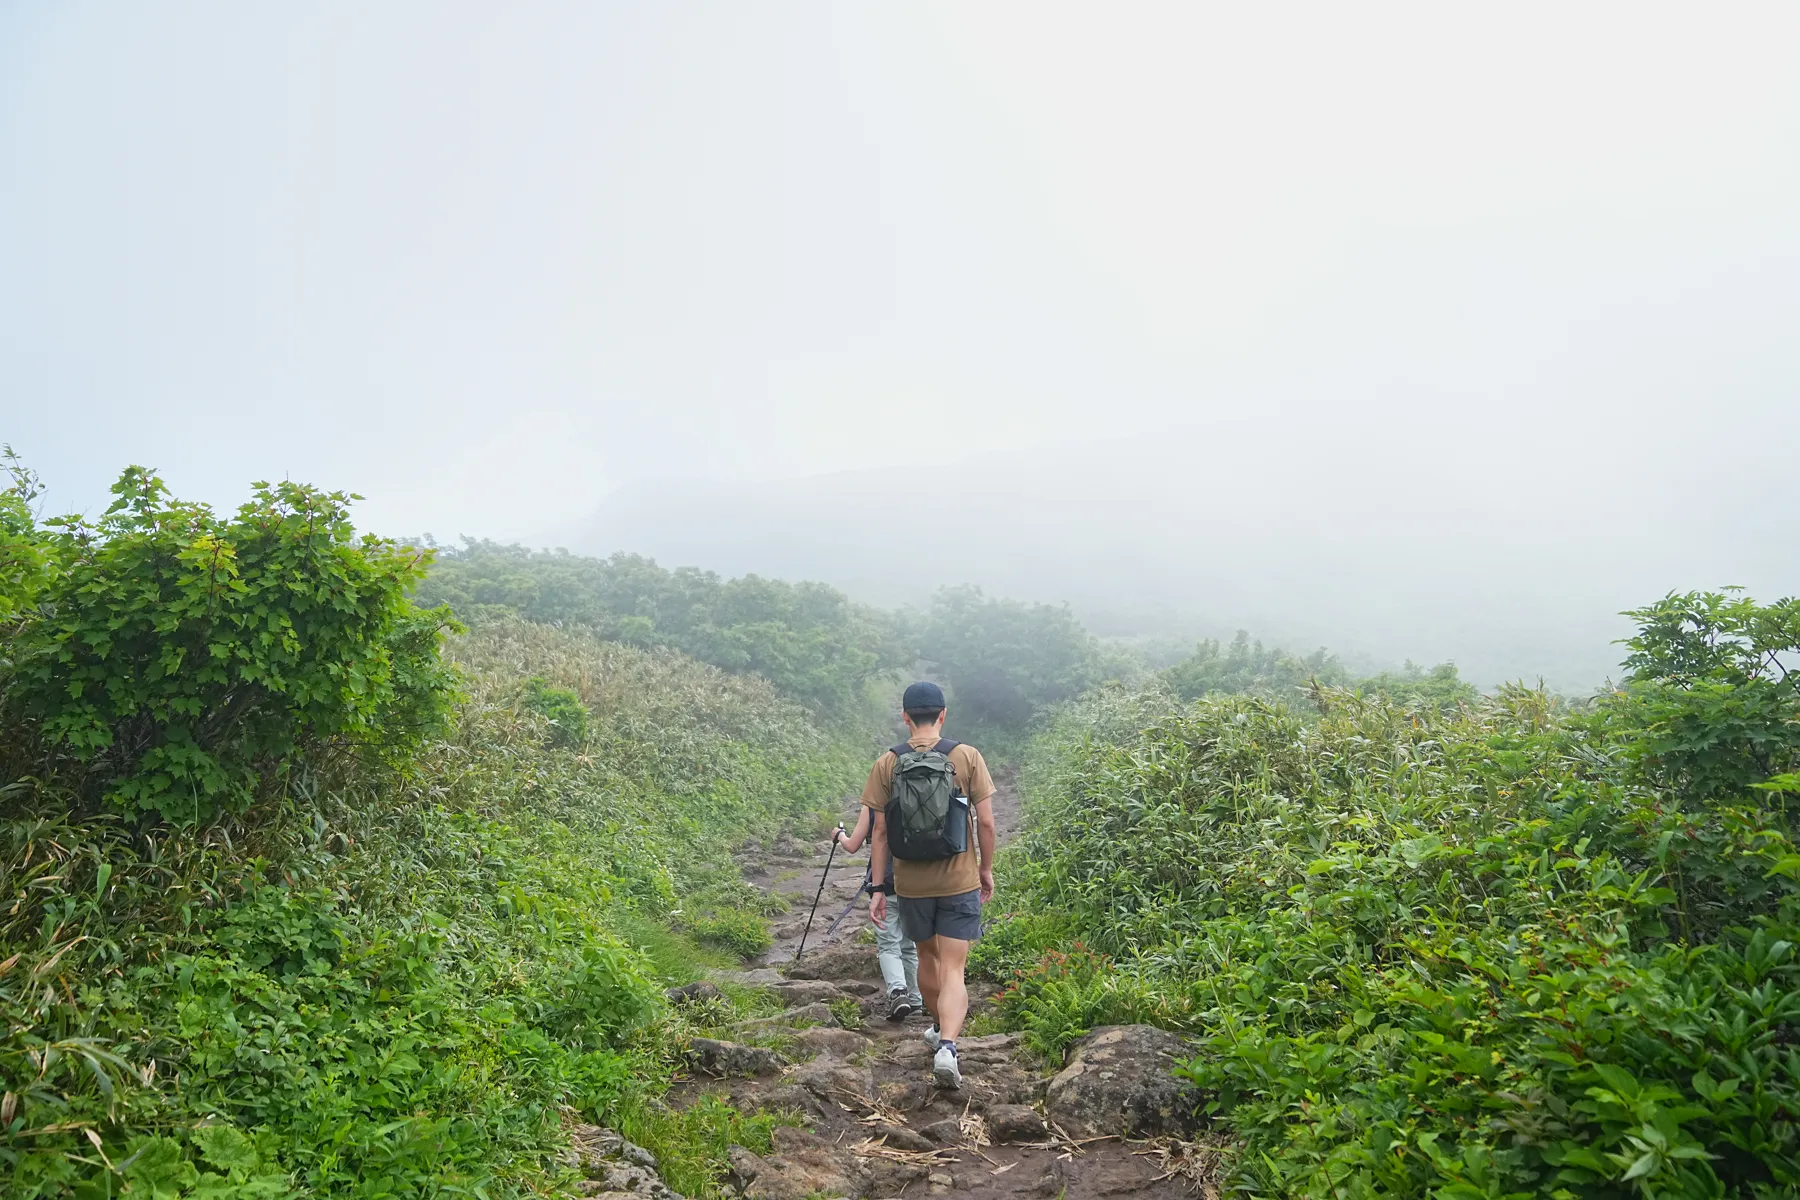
left=902, top=681, right=946, bottom=712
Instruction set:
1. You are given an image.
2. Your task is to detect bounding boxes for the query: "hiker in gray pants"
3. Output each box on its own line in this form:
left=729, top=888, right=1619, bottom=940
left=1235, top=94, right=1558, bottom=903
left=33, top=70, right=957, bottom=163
left=834, top=809, right=922, bottom=1019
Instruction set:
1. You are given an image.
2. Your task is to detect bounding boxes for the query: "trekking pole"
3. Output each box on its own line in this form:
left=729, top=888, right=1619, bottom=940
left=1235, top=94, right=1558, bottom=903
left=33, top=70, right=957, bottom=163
left=794, top=824, right=844, bottom=961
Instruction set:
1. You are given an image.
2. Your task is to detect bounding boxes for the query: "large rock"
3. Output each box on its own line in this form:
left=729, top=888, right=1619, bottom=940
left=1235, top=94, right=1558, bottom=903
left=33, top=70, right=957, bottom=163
left=877, top=1079, right=933, bottom=1114
left=664, top=981, right=723, bottom=1007
left=769, top=979, right=849, bottom=1007
left=792, top=1053, right=874, bottom=1103
left=732, top=1002, right=834, bottom=1036
left=871, top=1123, right=936, bottom=1153
left=785, top=944, right=879, bottom=982
left=563, top=1125, right=683, bottom=1198
left=712, top=967, right=785, bottom=988
left=1045, top=1025, right=1205, bottom=1139
left=964, top=1061, right=1048, bottom=1110
left=737, top=1126, right=863, bottom=1200
left=793, top=1026, right=869, bottom=1059
left=918, top=1118, right=963, bottom=1147
left=985, top=1104, right=1048, bottom=1143
left=684, top=1037, right=787, bottom=1077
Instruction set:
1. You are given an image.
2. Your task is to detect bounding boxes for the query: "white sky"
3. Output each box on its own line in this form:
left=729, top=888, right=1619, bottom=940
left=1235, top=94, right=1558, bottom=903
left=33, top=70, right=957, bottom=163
left=3, top=3, right=1797, bottom=681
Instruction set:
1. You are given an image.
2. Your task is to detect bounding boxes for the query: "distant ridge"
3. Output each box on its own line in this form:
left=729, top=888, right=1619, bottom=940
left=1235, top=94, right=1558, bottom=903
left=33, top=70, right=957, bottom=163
left=554, top=426, right=1796, bottom=694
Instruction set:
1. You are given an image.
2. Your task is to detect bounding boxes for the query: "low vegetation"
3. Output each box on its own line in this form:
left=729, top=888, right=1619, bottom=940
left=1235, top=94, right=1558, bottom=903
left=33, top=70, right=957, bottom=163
left=0, top=464, right=851, bottom=1198
left=978, top=591, right=1800, bottom=1198
left=1161, top=628, right=1477, bottom=710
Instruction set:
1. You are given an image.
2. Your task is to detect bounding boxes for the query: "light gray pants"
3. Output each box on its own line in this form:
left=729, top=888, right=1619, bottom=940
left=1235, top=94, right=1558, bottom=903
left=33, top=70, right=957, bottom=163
left=874, top=904, right=921, bottom=1004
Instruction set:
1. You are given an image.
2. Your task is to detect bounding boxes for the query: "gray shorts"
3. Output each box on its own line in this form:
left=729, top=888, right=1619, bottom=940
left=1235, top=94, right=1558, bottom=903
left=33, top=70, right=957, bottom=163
left=895, top=889, right=982, bottom=943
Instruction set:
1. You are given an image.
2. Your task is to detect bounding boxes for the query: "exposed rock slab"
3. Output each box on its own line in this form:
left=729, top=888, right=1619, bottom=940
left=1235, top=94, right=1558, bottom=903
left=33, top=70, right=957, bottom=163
left=731, top=1002, right=834, bottom=1036
left=736, top=1126, right=863, bottom=1200
left=685, top=1037, right=787, bottom=1077
left=793, top=1026, right=870, bottom=1059
left=1044, top=1025, right=1205, bottom=1139
left=769, top=978, right=850, bottom=1007
left=784, top=944, right=880, bottom=982
left=712, top=967, right=785, bottom=988
left=792, top=1053, right=874, bottom=1103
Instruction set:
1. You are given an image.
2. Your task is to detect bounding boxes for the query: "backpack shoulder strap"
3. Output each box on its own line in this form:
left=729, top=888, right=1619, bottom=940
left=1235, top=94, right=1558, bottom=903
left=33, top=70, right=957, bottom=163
left=890, top=743, right=913, bottom=758
left=933, top=739, right=960, bottom=754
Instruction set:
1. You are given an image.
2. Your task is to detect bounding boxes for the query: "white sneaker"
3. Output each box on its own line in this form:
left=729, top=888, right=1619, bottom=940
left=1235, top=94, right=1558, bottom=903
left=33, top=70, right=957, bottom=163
left=922, top=1025, right=941, bottom=1051
left=932, top=1044, right=963, bottom=1090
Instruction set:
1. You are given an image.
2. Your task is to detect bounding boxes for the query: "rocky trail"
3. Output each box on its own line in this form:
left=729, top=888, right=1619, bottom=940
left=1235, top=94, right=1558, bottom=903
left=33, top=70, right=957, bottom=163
left=570, top=779, right=1220, bottom=1200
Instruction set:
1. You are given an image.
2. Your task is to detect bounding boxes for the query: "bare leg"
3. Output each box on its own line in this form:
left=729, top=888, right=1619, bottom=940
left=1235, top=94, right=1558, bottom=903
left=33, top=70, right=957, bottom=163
left=921, top=936, right=971, bottom=1040
left=916, top=936, right=942, bottom=1021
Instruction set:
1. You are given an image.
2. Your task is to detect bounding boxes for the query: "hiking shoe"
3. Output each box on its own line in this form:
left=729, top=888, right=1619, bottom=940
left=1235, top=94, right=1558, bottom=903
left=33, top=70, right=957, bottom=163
left=922, top=1025, right=942, bottom=1051
left=932, top=1044, right=963, bottom=1090
left=886, top=988, right=915, bottom=1021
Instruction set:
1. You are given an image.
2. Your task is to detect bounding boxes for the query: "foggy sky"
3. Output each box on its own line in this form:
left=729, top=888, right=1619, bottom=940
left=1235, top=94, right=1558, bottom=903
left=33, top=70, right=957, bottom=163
left=3, top=3, right=1798, bottom=687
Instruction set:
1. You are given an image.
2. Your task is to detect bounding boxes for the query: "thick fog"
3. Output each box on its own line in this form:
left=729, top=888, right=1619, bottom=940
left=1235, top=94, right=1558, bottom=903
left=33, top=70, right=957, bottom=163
left=4, top=4, right=1797, bottom=689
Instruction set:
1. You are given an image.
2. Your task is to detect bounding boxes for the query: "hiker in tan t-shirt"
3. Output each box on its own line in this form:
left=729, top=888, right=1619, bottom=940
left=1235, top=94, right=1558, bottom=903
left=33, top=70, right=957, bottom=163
left=865, top=681, right=997, bottom=1090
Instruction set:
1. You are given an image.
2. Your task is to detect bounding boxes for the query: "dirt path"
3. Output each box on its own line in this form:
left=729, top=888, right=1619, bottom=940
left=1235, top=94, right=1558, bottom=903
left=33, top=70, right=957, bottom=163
left=668, top=778, right=1200, bottom=1200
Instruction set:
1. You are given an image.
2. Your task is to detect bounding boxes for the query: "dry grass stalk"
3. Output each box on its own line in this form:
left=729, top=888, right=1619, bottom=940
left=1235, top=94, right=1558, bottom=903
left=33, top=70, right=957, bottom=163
left=849, top=1137, right=958, bottom=1167
left=847, top=1094, right=912, bottom=1127
left=1134, top=1134, right=1231, bottom=1197
left=957, top=1104, right=991, bottom=1148
left=1017, top=1121, right=1121, bottom=1157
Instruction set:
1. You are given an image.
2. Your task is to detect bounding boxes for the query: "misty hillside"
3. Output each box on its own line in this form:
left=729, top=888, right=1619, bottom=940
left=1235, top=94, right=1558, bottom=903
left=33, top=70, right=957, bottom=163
left=561, top=426, right=1796, bottom=693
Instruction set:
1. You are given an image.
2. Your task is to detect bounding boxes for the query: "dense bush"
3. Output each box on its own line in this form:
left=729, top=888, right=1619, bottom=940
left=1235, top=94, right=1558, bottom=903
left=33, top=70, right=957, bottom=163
left=1161, top=628, right=1476, bottom=710
left=417, top=541, right=903, bottom=716
left=989, top=627, right=1800, bottom=1197
left=520, top=675, right=589, bottom=747
left=907, top=584, right=1133, bottom=746
left=1594, top=589, right=1800, bottom=805
left=1161, top=630, right=1348, bottom=701
left=1, top=466, right=457, bottom=824
left=0, top=449, right=52, bottom=619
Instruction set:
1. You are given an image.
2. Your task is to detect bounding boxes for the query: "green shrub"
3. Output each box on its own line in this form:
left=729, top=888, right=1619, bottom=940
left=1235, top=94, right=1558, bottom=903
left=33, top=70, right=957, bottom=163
left=2, top=466, right=458, bottom=823
left=521, top=675, right=589, bottom=747
left=0, top=447, right=51, bottom=619
left=1594, top=588, right=1800, bottom=804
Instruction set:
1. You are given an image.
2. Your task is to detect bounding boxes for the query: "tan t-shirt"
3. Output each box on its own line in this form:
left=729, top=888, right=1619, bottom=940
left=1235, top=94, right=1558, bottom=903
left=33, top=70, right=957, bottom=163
left=861, top=731, right=995, bottom=899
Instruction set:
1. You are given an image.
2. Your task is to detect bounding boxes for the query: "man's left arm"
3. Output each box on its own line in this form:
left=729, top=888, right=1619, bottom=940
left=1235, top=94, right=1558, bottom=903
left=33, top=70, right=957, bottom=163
left=974, top=796, right=997, bottom=903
